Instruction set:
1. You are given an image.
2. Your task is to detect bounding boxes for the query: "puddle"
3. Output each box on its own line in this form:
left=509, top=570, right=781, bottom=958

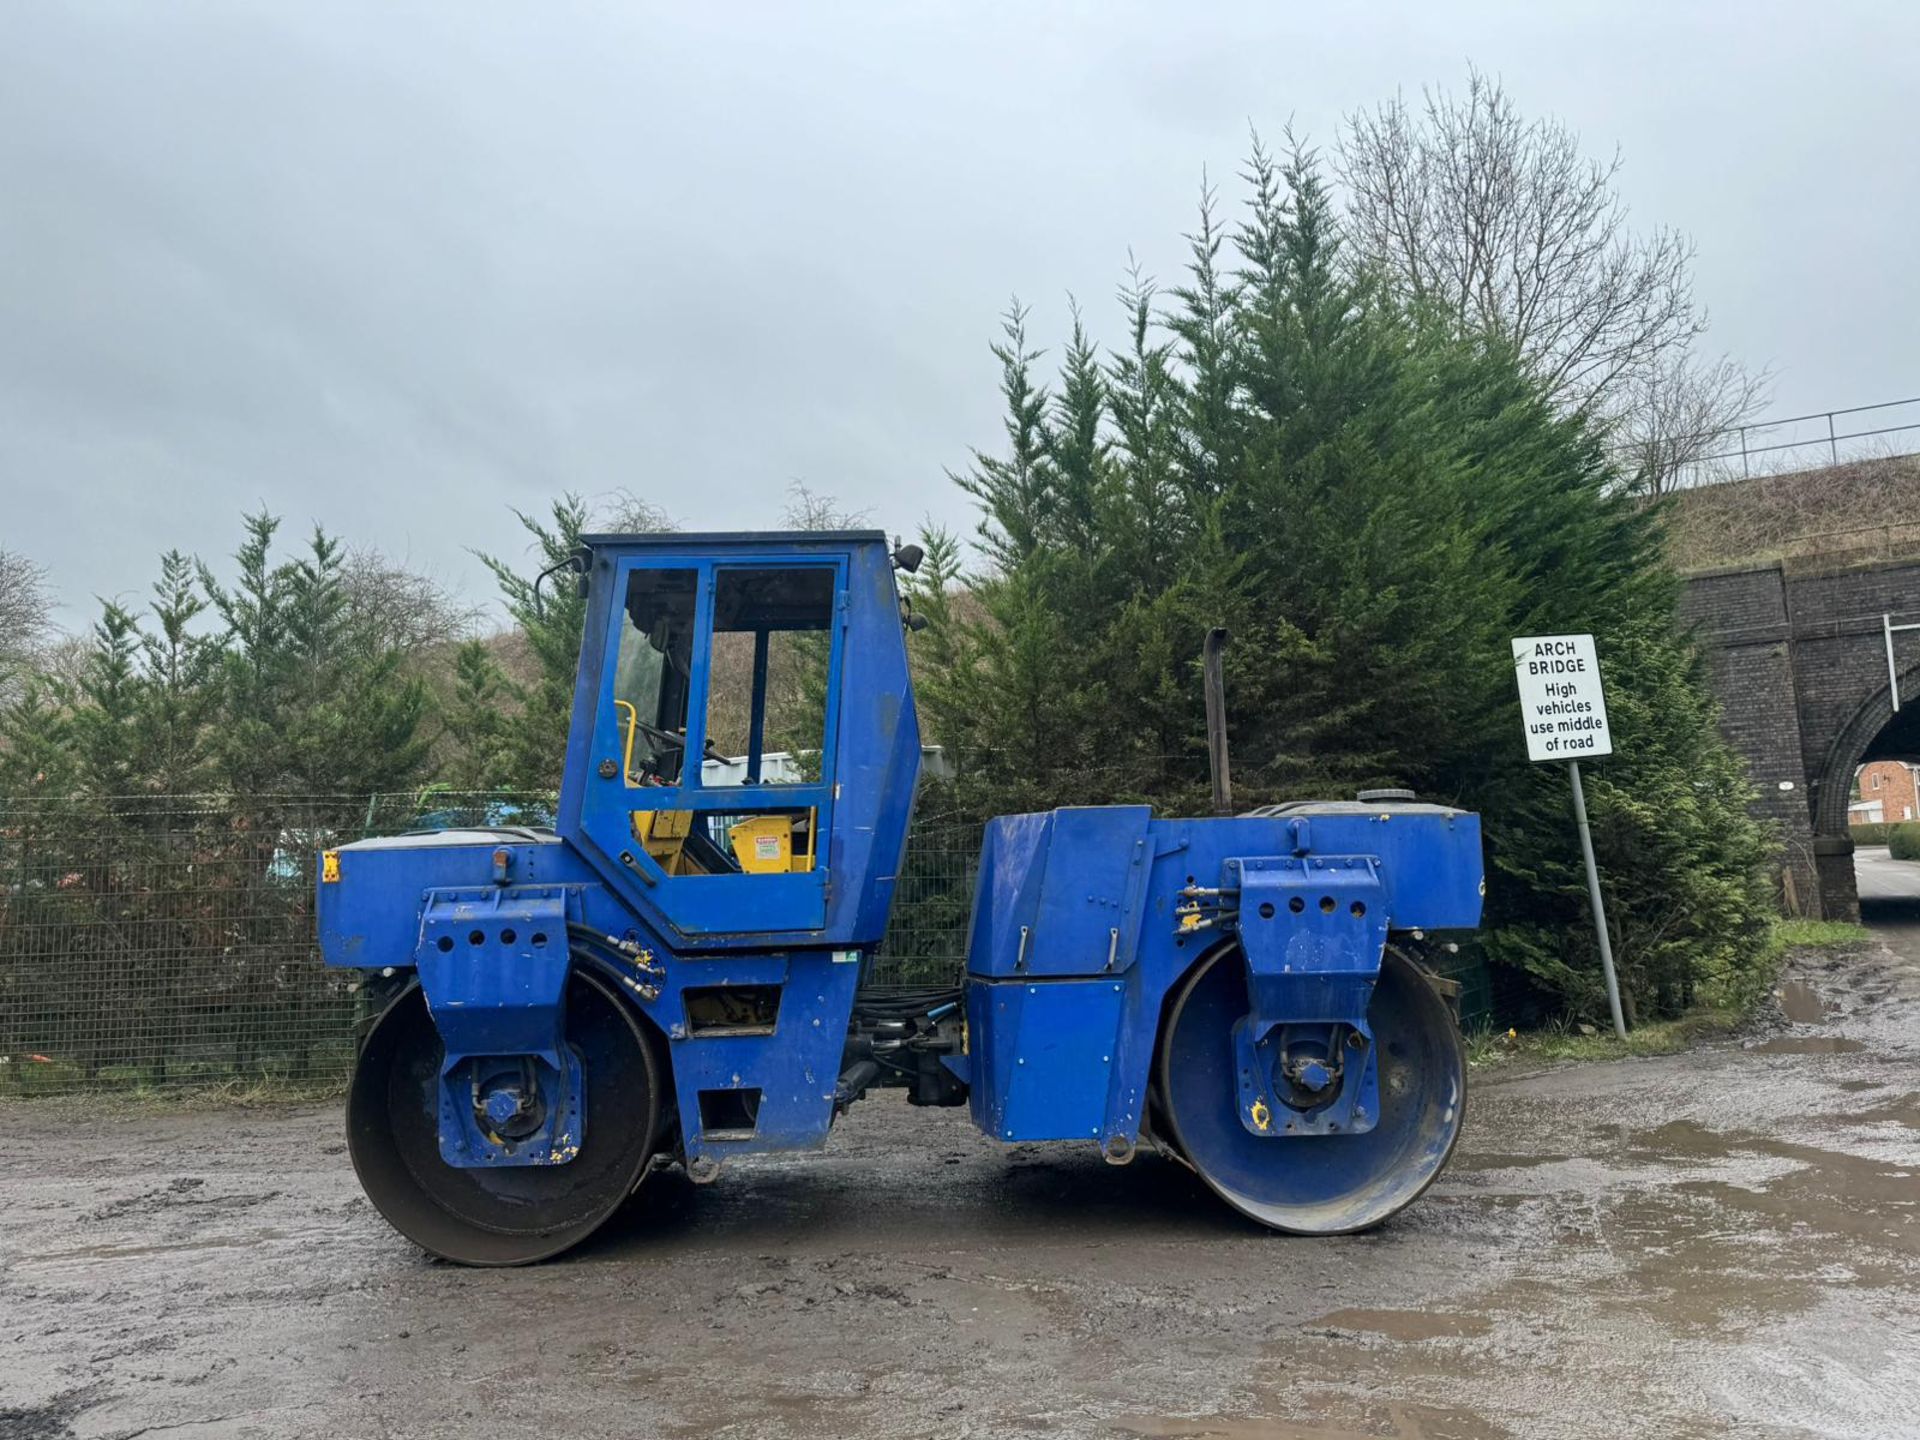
left=1309, top=1307, right=1493, bottom=1342
left=1601, top=1188, right=1824, bottom=1332
left=1448, top=1151, right=1570, bottom=1173
left=1776, top=979, right=1835, bottom=1024
left=1113, top=1405, right=1505, bottom=1440
left=24, top=1228, right=289, bottom=1264
left=1621, top=1119, right=1920, bottom=1264
left=1850, top=1093, right=1920, bottom=1130
left=1746, top=1036, right=1867, bottom=1055
left=1114, top=1417, right=1316, bottom=1440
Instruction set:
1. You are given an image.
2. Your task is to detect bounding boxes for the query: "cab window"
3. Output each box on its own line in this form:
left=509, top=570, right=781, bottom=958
left=702, top=567, right=836, bottom=787
left=614, top=568, right=698, bottom=785
left=606, top=561, right=838, bottom=889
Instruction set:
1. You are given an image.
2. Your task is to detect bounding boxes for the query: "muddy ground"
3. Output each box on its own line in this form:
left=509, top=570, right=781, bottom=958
left=4, top=920, right=1919, bottom=1439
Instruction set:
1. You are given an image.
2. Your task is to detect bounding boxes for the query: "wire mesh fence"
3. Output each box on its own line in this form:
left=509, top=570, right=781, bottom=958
left=0, top=793, right=360, bottom=1096
left=0, top=792, right=1496, bottom=1097
left=0, top=792, right=985, bottom=1096
left=868, top=817, right=984, bottom=988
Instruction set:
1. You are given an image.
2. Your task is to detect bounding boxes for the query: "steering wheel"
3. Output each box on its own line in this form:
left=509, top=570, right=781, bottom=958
left=627, top=720, right=688, bottom=783
left=633, top=720, right=685, bottom=752
left=628, top=719, right=725, bottom=782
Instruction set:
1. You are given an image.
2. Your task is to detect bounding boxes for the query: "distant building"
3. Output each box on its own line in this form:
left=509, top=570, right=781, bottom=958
left=701, top=751, right=807, bottom=787
left=1851, top=760, right=1920, bottom=825
left=700, top=744, right=953, bottom=788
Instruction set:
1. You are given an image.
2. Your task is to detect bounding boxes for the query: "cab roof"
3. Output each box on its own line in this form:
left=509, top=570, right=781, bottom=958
left=580, top=530, right=889, bottom=548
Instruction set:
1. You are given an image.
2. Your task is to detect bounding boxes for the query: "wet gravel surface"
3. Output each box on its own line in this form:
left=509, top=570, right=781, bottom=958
left=4, top=931, right=1919, bottom=1439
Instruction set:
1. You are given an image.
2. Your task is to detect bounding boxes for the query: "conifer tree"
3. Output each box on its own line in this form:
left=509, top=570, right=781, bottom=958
left=136, top=552, right=219, bottom=797
left=440, top=640, right=516, bottom=793
left=195, top=512, right=430, bottom=798
left=72, top=603, right=144, bottom=796
left=915, top=137, right=1774, bottom=1023
left=477, top=495, right=593, bottom=791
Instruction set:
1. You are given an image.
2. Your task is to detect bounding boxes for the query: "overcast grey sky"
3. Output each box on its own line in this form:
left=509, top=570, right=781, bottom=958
left=4, top=1, right=1915, bottom=627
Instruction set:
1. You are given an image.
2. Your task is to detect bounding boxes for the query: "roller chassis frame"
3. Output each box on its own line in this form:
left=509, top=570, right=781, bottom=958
left=316, top=531, right=1485, bottom=1263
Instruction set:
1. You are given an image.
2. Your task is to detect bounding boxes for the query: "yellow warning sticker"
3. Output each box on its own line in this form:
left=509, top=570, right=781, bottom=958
left=321, top=850, right=341, bottom=883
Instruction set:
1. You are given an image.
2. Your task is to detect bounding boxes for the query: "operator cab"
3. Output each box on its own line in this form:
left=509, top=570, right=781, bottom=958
left=559, top=531, right=920, bottom=943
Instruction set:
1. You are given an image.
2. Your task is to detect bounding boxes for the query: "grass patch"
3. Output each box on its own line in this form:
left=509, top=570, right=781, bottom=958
left=0, top=1057, right=347, bottom=1107
left=0, top=1077, right=345, bottom=1115
left=116, top=1075, right=347, bottom=1110
left=1467, top=915, right=1871, bottom=1071
left=1764, top=917, right=1870, bottom=953
left=1465, top=1009, right=1743, bottom=1068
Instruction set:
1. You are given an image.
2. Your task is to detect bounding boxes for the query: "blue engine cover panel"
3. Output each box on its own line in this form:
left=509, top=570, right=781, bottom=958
left=966, top=807, right=1156, bottom=978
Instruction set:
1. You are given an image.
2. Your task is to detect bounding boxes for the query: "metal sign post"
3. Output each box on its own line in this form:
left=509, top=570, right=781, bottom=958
left=1883, top=613, right=1920, bottom=712
left=1564, top=759, right=1627, bottom=1041
left=1512, top=634, right=1627, bottom=1040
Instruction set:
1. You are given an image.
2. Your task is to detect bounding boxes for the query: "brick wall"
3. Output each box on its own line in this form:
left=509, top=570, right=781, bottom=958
left=1682, top=554, right=1920, bottom=921
left=1679, top=564, right=1819, bottom=912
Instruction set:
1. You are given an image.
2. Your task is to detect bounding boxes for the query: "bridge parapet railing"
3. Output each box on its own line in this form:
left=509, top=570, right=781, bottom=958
left=1661, top=397, right=1920, bottom=492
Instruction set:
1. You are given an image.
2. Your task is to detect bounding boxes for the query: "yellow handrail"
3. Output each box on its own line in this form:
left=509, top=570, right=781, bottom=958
left=613, top=699, right=639, bottom=780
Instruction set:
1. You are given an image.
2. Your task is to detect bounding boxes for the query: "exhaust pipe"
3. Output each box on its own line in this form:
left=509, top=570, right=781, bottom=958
left=1203, top=627, right=1233, bottom=817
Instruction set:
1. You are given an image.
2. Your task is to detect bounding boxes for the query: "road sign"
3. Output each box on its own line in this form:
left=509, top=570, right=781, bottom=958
left=1512, top=632, right=1627, bottom=1041
left=1512, top=634, right=1612, bottom=763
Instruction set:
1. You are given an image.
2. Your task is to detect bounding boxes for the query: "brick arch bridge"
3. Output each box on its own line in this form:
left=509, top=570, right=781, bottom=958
left=1683, top=555, right=1920, bottom=919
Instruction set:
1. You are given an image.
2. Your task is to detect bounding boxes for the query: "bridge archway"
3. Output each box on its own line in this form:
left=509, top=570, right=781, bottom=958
left=1809, top=653, right=1920, bottom=918
left=1682, top=554, right=1920, bottom=921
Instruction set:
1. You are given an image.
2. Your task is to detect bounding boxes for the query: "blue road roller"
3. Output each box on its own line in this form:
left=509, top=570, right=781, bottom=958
left=317, top=530, right=1483, bottom=1263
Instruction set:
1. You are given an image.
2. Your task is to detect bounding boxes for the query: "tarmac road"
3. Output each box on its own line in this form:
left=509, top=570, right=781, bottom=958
left=1857, top=844, right=1920, bottom=911
left=3, top=928, right=1919, bottom=1440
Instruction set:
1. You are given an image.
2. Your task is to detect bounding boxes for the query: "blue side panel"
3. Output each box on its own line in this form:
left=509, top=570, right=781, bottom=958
left=832, top=544, right=923, bottom=943
left=964, top=811, right=1050, bottom=978
left=317, top=831, right=601, bottom=969
left=966, top=807, right=1154, bottom=978
left=966, top=978, right=1126, bottom=1142
left=668, top=950, right=863, bottom=1162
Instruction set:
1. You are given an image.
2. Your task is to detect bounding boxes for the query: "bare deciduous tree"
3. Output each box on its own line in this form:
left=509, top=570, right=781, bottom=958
left=341, top=548, right=483, bottom=654
left=782, top=481, right=870, bottom=532
left=0, top=548, right=53, bottom=684
left=1615, top=350, right=1772, bottom=496
left=595, top=489, right=678, bottom=535
left=1339, top=70, right=1702, bottom=410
